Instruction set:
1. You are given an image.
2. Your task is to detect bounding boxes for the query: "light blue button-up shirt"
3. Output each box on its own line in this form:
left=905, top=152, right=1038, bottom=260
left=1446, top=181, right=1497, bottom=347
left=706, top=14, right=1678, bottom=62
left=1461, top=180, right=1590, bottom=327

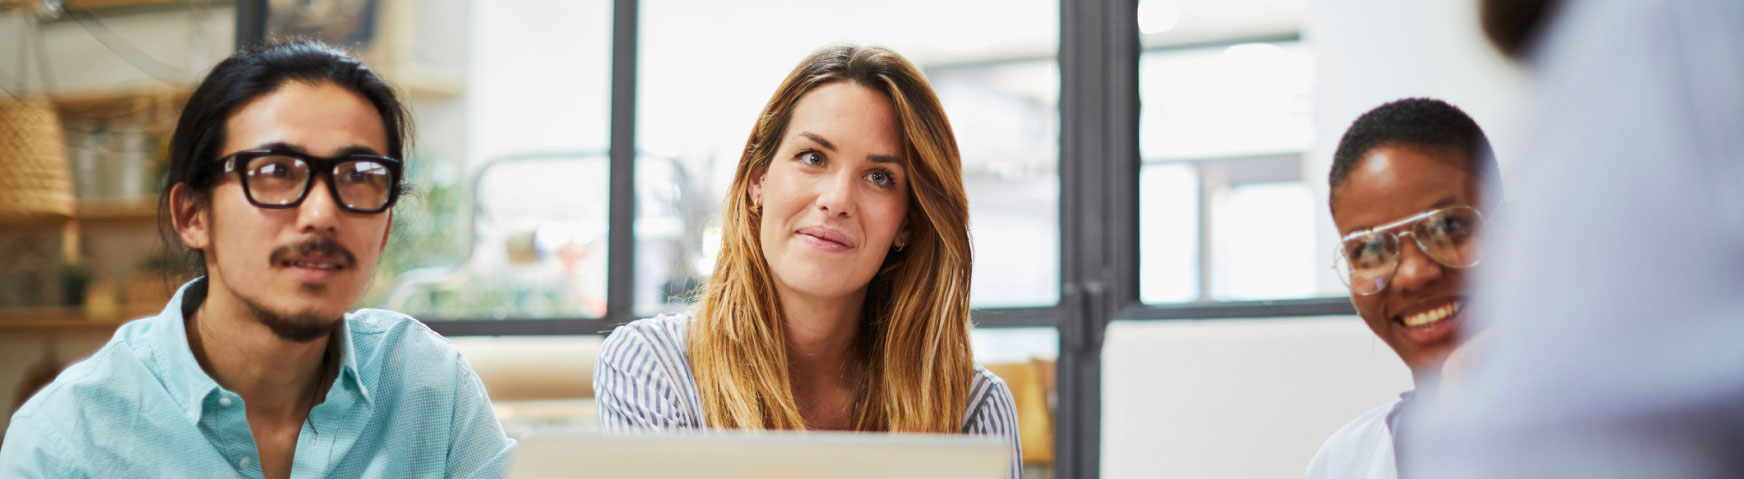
left=0, top=279, right=514, bottom=478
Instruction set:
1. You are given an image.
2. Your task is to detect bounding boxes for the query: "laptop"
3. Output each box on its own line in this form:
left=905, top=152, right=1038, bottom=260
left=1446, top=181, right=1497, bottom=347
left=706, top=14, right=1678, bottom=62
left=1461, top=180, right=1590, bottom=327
left=506, top=429, right=1011, bottom=478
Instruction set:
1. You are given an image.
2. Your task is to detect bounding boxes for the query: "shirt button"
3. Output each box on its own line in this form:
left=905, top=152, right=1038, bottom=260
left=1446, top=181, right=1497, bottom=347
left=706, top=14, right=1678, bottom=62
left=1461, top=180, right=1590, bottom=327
left=218, top=397, right=233, bottom=408
left=239, top=457, right=251, bottom=468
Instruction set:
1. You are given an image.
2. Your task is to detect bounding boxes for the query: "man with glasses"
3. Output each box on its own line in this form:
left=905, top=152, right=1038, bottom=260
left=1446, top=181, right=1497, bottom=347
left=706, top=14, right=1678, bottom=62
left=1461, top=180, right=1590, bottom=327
left=0, top=42, right=513, bottom=478
left=1306, top=98, right=1499, bottom=479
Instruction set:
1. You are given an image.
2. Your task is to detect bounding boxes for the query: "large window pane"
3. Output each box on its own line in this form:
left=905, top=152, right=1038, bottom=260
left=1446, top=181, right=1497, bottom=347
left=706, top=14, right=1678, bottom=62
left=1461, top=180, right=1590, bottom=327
left=1208, top=181, right=1317, bottom=300
left=364, top=0, right=614, bottom=320
left=1138, top=164, right=1198, bottom=303
left=636, top=0, right=1062, bottom=315
left=1138, top=39, right=1340, bottom=303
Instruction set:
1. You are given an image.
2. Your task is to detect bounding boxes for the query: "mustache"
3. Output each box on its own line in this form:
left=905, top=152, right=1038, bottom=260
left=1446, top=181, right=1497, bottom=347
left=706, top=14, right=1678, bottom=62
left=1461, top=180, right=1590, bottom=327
left=268, top=238, right=357, bottom=268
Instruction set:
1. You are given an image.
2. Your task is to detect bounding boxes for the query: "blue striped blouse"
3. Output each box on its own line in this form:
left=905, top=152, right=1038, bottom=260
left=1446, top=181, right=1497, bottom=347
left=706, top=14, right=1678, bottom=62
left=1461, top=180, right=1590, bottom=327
left=594, top=313, right=1023, bottom=478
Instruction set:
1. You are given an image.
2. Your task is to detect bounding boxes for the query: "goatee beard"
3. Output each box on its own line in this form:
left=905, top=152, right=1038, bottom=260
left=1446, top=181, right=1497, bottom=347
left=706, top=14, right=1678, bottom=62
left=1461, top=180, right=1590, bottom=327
left=242, top=297, right=341, bottom=343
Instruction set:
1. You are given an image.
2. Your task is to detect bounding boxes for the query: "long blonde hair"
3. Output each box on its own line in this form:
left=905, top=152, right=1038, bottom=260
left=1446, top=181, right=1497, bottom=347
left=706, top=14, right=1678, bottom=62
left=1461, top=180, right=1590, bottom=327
left=688, top=44, right=975, bottom=433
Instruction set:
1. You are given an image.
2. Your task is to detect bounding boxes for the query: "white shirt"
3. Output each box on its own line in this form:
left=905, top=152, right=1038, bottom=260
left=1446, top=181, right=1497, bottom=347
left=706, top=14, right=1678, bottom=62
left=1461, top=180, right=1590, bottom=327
left=1307, top=395, right=1407, bottom=479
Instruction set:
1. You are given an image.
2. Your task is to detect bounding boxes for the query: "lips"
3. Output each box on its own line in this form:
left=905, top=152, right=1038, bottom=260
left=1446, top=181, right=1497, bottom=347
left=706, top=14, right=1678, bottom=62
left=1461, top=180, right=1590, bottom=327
left=1402, top=300, right=1462, bottom=327
left=281, top=256, right=345, bottom=270
left=795, top=225, right=855, bottom=252
left=1391, top=297, right=1465, bottom=345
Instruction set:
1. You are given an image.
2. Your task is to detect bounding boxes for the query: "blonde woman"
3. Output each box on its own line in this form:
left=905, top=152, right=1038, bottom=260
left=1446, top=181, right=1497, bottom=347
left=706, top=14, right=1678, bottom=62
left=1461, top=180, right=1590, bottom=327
left=594, top=45, right=1021, bottom=476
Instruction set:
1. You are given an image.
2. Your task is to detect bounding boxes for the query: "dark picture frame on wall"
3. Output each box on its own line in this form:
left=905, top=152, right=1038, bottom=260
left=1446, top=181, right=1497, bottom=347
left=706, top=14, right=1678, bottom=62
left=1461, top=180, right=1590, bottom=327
left=264, top=0, right=380, bottom=48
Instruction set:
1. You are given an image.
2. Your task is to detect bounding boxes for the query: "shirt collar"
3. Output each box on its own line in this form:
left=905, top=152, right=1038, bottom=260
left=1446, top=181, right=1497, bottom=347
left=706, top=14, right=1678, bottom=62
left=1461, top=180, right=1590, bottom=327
left=333, top=314, right=372, bottom=404
left=142, top=278, right=373, bottom=422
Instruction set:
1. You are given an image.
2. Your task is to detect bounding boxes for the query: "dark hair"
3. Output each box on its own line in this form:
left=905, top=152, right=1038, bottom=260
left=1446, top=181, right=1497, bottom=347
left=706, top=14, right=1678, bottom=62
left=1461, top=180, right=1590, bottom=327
left=1481, top=0, right=1563, bottom=60
left=1329, top=97, right=1499, bottom=209
left=157, top=40, right=413, bottom=278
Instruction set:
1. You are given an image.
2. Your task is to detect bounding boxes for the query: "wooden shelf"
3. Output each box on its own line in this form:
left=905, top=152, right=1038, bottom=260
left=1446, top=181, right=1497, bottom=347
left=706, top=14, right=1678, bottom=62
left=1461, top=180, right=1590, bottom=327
left=63, top=0, right=207, bottom=9
left=0, top=199, right=158, bottom=231
left=0, top=303, right=158, bottom=334
left=75, top=198, right=159, bottom=224
left=0, top=212, right=74, bottom=229
left=49, top=85, right=191, bottom=120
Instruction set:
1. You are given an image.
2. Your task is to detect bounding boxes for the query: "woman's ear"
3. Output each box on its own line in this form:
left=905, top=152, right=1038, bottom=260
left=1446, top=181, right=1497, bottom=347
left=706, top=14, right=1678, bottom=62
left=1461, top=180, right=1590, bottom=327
left=170, top=184, right=211, bottom=250
left=749, top=164, right=769, bottom=206
left=894, top=219, right=911, bottom=250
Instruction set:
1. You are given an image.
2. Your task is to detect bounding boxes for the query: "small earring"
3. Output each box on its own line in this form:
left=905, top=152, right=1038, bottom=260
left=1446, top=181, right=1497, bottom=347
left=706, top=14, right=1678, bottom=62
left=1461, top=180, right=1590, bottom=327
left=894, top=243, right=905, bottom=252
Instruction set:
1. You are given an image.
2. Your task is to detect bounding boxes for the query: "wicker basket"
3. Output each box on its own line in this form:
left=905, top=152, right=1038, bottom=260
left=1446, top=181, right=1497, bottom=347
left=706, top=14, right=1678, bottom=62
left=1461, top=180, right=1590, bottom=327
left=0, top=96, right=74, bottom=225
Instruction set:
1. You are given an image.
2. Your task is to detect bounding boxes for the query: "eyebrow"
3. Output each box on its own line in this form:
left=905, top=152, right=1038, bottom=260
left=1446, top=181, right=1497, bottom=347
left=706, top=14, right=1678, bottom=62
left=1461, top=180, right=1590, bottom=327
left=797, top=132, right=836, bottom=152
left=796, top=131, right=901, bottom=165
left=1347, top=195, right=1461, bottom=233
left=246, top=142, right=385, bottom=157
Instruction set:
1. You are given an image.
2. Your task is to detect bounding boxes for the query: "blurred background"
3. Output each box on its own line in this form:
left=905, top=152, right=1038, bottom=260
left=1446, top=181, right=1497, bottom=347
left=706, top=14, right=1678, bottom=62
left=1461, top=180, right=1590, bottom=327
left=0, top=0, right=1527, bottom=477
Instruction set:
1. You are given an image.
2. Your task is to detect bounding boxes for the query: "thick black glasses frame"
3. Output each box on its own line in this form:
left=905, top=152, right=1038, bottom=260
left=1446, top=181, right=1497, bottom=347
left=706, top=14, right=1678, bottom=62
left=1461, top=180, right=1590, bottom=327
left=216, top=149, right=405, bottom=214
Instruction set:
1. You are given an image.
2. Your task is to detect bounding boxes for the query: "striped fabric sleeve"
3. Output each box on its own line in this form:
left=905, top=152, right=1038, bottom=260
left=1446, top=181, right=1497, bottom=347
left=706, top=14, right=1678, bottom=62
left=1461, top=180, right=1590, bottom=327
left=964, top=370, right=1024, bottom=479
left=594, top=321, right=693, bottom=431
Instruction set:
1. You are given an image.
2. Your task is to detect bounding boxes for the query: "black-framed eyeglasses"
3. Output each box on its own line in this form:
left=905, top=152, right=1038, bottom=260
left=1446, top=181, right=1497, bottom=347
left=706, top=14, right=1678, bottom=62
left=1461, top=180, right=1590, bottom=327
left=217, top=149, right=403, bottom=214
left=1333, top=205, right=1487, bottom=296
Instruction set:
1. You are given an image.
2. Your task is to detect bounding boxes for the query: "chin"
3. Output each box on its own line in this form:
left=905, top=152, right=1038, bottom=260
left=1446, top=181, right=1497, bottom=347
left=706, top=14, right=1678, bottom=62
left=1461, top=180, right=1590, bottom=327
left=777, top=272, right=861, bottom=300
left=1405, top=346, right=1455, bottom=374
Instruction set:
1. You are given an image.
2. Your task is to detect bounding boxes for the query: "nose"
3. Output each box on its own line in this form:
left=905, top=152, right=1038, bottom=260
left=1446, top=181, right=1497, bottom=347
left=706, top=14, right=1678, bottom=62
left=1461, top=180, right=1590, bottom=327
left=1390, top=235, right=1445, bottom=296
left=815, top=170, right=856, bottom=218
left=295, top=175, right=343, bottom=235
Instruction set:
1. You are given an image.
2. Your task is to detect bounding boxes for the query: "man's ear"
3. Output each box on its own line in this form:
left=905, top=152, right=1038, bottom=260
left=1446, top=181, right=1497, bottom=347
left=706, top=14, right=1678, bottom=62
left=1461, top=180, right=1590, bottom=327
left=170, top=184, right=211, bottom=250
left=378, top=210, right=394, bottom=253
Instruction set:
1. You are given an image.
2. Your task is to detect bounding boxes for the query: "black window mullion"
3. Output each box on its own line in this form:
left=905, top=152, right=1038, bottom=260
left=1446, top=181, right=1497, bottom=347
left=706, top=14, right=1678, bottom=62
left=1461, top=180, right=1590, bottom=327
left=603, top=0, right=639, bottom=330
left=1117, top=297, right=1356, bottom=321
left=234, top=0, right=266, bottom=50
left=1059, top=0, right=1141, bottom=477
left=972, top=307, right=1061, bottom=329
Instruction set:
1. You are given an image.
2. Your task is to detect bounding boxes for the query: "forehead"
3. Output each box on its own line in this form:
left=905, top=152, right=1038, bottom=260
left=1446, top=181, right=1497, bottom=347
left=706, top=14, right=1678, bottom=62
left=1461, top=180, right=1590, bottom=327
left=1332, top=143, right=1479, bottom=233
left=786, top=82, right=901, bottom=152
left=221, top=81, right=390, bottom=157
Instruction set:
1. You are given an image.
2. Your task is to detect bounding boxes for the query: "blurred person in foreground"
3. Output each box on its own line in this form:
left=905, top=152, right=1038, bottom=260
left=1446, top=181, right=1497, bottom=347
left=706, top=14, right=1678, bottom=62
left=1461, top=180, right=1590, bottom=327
left=1402, top=0, right=1744, bottom=477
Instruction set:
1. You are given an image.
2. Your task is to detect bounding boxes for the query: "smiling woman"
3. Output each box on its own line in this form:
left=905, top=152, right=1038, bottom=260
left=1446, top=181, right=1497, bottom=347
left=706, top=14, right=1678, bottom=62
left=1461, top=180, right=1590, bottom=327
left=594, top=44, right=1023, bottom=479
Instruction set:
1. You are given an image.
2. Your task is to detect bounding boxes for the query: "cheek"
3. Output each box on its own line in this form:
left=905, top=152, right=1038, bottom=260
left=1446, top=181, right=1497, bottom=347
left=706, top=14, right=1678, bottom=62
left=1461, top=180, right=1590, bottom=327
left=862, top=196, right=908, bottom=242
left=1443, top=268, right=1472, bottom=294
left=1350, top=293, right=1386, bottom=324
left=762, top=170, right=813, bottom=212
left=209, top=197, right=268, bottom=245
left=346, top=217, right=394, bottom=258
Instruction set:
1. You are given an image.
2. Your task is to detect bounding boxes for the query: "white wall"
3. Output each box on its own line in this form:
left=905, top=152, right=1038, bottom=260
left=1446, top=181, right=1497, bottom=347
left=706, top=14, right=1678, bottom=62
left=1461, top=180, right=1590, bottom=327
left=1102, top=317, right=1412, bottom=478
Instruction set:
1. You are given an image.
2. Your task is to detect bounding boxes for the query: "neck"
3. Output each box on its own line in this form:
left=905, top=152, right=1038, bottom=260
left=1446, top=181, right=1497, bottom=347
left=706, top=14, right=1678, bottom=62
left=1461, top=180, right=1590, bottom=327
left=1409, top=366, right=1441, bottom=394
left=186, top=284, right=334, bottom=418
left=776, top=287, right=866, bottom=384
